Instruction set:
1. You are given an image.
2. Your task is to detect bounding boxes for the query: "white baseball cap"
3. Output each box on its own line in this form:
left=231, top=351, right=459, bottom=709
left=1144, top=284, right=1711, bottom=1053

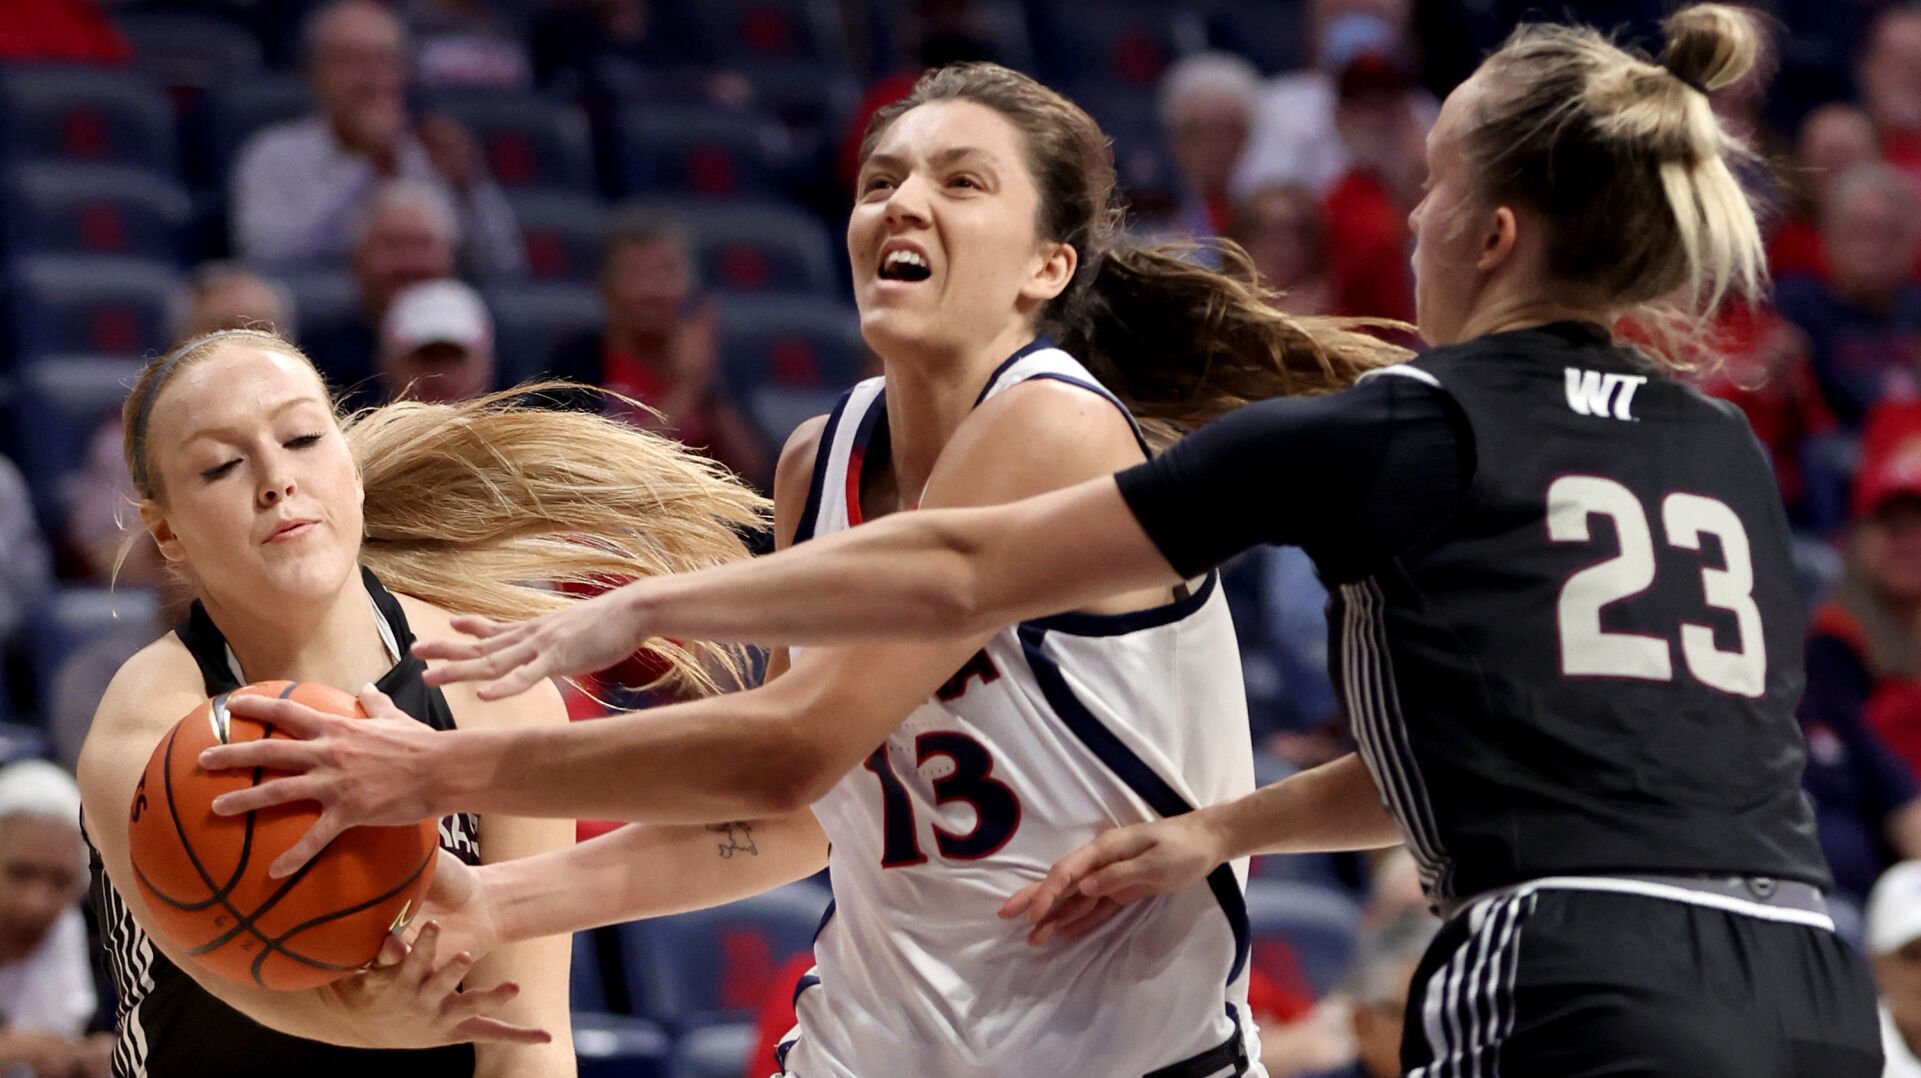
left=1868, top=860, right=1921, bottom=954
left=382, top=279, right=492, bottom=355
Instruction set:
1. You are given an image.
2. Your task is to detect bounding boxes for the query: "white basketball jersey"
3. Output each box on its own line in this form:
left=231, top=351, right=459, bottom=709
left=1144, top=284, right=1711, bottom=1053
left=777, top=343, right=1267, bottom=1078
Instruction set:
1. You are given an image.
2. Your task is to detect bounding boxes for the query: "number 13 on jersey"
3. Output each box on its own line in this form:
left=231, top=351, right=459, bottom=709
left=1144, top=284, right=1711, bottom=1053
left=1547, top=475, right=1766, bottom=698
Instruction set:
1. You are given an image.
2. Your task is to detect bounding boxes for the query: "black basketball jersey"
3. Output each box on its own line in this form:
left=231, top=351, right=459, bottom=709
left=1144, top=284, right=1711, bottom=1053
left=85, top=568, right=479, bottom=1078
left=1337, top=323, right=1828, bottom=903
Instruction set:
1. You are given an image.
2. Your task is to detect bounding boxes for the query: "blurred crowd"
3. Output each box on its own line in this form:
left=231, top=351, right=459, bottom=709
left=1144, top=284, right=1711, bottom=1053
left=3, top=0, right=1921, bottom=1075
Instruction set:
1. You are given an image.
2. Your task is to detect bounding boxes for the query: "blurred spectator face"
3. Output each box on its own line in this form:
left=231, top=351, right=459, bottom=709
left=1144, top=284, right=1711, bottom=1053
left=309, top=0, right=408, bottom=151
left=1231, top=186, right=1325, bottom=291
left=603, top=236, right=692, bottom=342
left=1312, top=0, right=1412, bottom=68
left=1823, top=167, right=1921, bottom=304
left=380, top=280, right=494, bottom=403
left=1335, top=52, right=1420, bottom=183
left=1861, top=10, right=1921, bottom=136
left=1863, top=497, right=1921, bottom=603
left=0, top=813, right=83, bottom=965
left=177, top=268, right=288, bottom=341
left=1798, top=105, right=1880, bottom=210
left=1168, top=94, right=1249, bottom=200
left=1870, top=863, right=1921, bottom=1046
left=354, top=198, right=457, bottom=319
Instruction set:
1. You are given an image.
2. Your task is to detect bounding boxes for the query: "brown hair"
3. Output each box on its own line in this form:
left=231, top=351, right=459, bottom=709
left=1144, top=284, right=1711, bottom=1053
left=122, top=329, right=768, bottom=692
left=858, top=63, right=1410, bottom=448
left=1461, top=4, right=1767, bottom=339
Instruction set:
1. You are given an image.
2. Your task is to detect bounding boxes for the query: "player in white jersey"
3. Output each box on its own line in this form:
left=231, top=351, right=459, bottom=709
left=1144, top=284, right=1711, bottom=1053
left=202, top=64, right=1403, bottom=1078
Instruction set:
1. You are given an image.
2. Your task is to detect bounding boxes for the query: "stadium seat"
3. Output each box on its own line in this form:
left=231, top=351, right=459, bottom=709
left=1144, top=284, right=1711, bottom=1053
left=423, top=91, right=596, bottom=193
left=571, top=930, right=611, bottom=1014
left=1206, top=1, right=1310, bottom=76
left=28, top=587, right=161, bottom=715
left=0, top=724, right=50, bottom=765
left=714, top=294, right=864, bottom=389
left=619, top=880, right=830, bottom=1028
left=193, top=74, right=313, bottom=191
left=1244, top=878, right=1364, bottom=998
left=1065, top=80, right=1180, bottom=211
left=673, top=1022, right=760, bottom=1078
left=505, top=190, right=608, bottom=282
left=110, top=10, right=266, bottom=94
left=673, top=0, right=850, bottom=67
left=6, top=255, right=176, bottom=363
left=737, top=58, right=861, bottom=142
left=270, top=267, right=357, bottom=342
left=0, top=66, right=178, bottom=175
left=481, top=280, right=604, bottom=386
left=571, top=1013, right=671, bottom=1078
left=1, top=162, right=192, bottom=263
left=11, top=356, right=144, bottom=526
left=610, top=105, right=793, bottom=199
left=861, top=0, right=1035, bottom=74
left=631, top=197, right=838, bottom=296
left=1030, top=3, right=1204, bottom=88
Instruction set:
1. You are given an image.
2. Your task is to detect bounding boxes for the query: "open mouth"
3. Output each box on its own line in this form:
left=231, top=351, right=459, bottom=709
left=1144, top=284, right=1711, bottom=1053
left=878, top=249, right=932, bottom=282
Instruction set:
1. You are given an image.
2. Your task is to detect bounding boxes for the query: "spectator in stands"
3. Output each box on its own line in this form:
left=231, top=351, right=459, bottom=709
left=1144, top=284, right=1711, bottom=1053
left=302, top=180, right=461, bottom=397
left=1859, top=7, right=1921, bottom=190
left=1800, top=435, right=1921, bottom=900
left=1225, top=185, right=1333, bottom=315
left=167, top=262, right=298, bottom=344
left=404, top=0, right=532, bottom=89
left=1776, top=162, right=1921, bottom=430
left=1689, top=303, right=1830, bottom=518
left=1868, top=860, right=1921, bottom=1076
left=0, top=761, right=109, bottom=1078
left=0, top=458, right=51, bottom=650
left=377, top=279, right=496, bottom=404
left=549, top=206, right=769, bottom=486
left=1150, top=53, right=1262, bottom=242
left=230, top=0, right=522, bottom=277
left=1231, top=0, right=1437, bottom=200
left=1319, top=42, right=1422, bottom=321
left=1811, top=405, right=1921, bottom=778
left=0, top=0, right=128, bottom=64
left=836, top=0, right=1005, bottom=190
left=1331, top=912, right=1441, bottom=1078
left=1770, top=104, right=1883, bottom=280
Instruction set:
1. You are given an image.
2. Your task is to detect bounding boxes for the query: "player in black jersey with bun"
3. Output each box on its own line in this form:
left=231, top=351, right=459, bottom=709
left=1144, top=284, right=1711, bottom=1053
left=389, top=4, right=1882, bottom=1073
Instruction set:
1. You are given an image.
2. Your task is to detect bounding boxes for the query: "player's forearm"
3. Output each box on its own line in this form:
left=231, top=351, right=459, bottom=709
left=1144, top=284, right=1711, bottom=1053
left=488, top=813, right=829, bottom=943
left=1199, top=753, right=1402, bottom=860
left=432, top=685, right=840, bottom=824
left=619, top=479, right=1177, bottom=646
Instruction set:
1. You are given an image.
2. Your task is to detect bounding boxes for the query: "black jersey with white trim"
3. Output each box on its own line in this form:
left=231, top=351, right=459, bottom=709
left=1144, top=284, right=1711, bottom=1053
left=1119, top=323, right=1829, bottom=905
left=85, top=568, right=477, bottom=1078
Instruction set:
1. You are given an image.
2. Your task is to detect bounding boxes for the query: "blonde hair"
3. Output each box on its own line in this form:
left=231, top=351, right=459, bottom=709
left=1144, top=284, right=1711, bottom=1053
left=860, top=63, right=1410, bottom=449
left=1464, top=4, right=1767, bottom=350
left=122, top=329, right=768, bottom=693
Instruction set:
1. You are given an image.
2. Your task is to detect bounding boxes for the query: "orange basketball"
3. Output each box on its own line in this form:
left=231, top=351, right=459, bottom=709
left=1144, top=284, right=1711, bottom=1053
left=127, top=681, right=439, bottom=990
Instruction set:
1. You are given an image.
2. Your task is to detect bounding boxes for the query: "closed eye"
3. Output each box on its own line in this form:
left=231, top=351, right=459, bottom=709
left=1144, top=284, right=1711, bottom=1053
left=201, top=459, right=240, bottom=482
left=285, top=432, right=324, bottom=449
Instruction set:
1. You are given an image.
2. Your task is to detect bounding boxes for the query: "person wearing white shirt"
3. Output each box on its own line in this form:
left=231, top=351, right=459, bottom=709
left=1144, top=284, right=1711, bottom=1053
left=1869, top=861, right=1921, bottom=1075
left=0, top=761, right=106, bottom=1078
left=229, top=0, right=522, bottom=278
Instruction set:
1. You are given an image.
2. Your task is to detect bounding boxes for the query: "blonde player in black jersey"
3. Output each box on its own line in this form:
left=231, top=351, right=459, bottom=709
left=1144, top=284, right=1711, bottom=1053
left=369, top=6, right=1881, bottom=1075
left=75, top=329, right=765, bottom=1078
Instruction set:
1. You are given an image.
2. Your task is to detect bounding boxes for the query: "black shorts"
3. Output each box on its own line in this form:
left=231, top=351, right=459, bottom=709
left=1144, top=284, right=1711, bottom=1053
left=1401, top=885, right=1882, bottom=1077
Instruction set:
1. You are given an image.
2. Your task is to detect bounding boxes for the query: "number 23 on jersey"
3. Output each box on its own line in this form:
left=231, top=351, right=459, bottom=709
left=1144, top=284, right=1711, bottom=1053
left=1547, top=475, right=1766, bottom=698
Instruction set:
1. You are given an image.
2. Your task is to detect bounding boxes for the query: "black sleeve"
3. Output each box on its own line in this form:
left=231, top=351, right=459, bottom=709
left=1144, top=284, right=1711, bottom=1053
left=1113, top=372, right=1474, bottom=582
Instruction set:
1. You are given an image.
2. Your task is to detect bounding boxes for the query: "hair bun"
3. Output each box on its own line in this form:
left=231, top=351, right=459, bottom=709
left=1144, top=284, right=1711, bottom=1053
left=1660, top=3, right=1761, bottom=95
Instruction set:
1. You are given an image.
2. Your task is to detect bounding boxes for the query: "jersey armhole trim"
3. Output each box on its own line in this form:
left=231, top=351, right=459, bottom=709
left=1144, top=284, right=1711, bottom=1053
left=1360, top=364, right=1441, bottom=388
left=1019, top=569, right=1218, bottom=637
left=791, top=390, right=855, bottom=546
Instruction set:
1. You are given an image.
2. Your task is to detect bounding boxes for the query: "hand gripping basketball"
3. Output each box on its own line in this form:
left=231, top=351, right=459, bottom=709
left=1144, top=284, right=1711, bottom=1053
left=195, top=683, right=446, bottom=880
left=127, top=682, right=439, bottom=989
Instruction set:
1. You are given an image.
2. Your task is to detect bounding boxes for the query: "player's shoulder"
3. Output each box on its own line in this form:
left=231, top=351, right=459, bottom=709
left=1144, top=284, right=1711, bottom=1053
left=959, top=376, right=1141, bottom=464
left=95, top=634, right=204, bottom=733
left=390, top=592, right=566, bottom=730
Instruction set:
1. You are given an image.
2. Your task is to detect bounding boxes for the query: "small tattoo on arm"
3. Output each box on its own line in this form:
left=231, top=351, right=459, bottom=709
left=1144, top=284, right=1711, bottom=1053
left=707, top=821, right=759, bottom=859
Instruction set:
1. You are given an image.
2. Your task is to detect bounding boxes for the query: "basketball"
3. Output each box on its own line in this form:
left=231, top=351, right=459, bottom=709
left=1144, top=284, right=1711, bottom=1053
left=126, top=681, right=439, bottom=991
